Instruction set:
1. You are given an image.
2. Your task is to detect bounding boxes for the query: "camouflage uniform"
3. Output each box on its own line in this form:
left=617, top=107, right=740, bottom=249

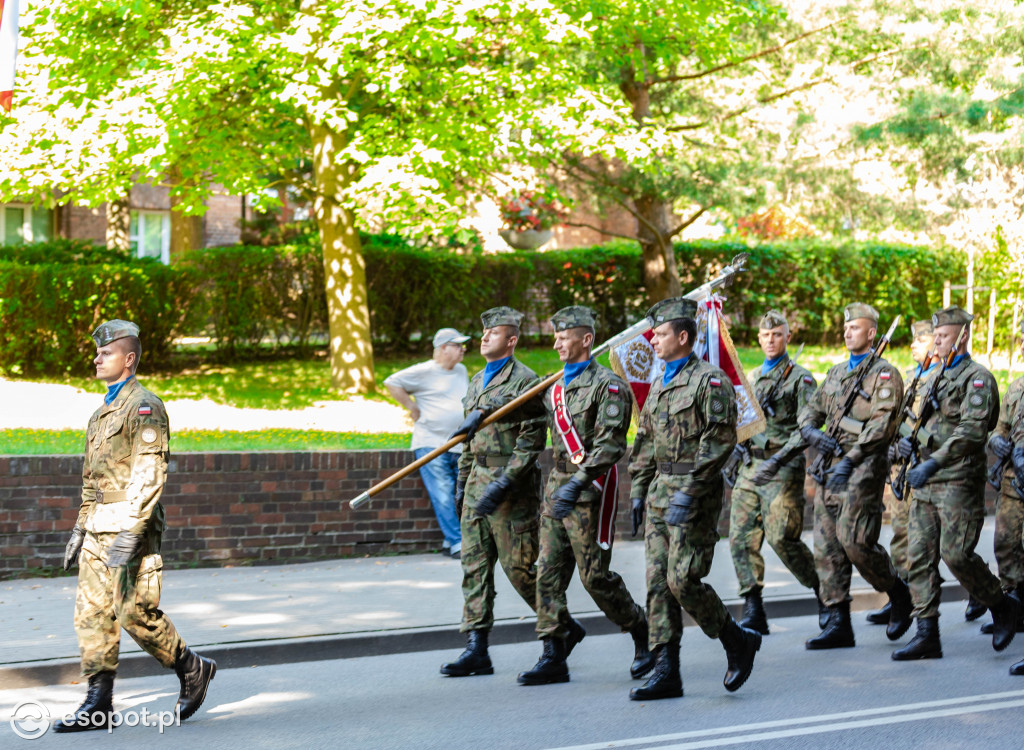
left=906, top=314, right=1004, bottom=619
left=457, top=352, right=546, bottom=633
left=781, top=306, right=904, bottom=608
left=730, top=355, right=819, bottom=597
left=630, top=352, right=738, bottom=647
left=992, top=375, right=1024, bottom=593
left=537, top=351, right=642, bottom=640
left=75, top=371, right=183, bottom=677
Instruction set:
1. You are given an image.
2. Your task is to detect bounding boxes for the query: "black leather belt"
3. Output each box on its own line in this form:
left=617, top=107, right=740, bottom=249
left=657, top=461, right=695, bottom=475
left=95, top=489, right=128, bottom=503
left=475, top=455, right=510, bottom=468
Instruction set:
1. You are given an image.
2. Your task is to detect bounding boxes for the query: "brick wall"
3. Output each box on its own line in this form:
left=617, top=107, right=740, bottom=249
left=0, top=450, right=999, bottom=580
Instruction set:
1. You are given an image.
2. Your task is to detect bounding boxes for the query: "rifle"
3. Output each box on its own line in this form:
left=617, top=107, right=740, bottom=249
left=885, top=346, right=934, bottom=500
left=723, top=343, right=804, bottom=487
left=807, top=316, right=900, bottom=485
left=889, top=324, right=967, bottom=500
left=987, top=403, right=1024, bottom=493
left=349, top=253, right=750, bottom=509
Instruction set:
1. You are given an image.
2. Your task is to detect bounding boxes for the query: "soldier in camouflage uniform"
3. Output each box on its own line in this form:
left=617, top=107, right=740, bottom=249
left=892, top=306, right=1020, bottom=660
left=518, top=306, right=653, bottom=686
left=56, top=320, right=215, bottom=733
left=766, top=302, right=914, bottom=650
left=440, top=306, right=554, bottom=677
left=728, top=311, right=822, bottom=636
left=628, top=297, right=761, bottom=701
left=984, top=320, right=1024, bottom=644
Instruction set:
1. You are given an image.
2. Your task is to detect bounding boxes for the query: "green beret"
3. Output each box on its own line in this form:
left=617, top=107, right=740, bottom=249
left=91, top=319, right=140, bottom=347
left=932, top=305, right=973, bottom=328
left=844, top=302, right=879, bottom=325
left=551, top=305, right=596, bottom=332
left=480, top=306, right=524, bottom=329
left=759, top=310, right=788, bottom=330
left=646, top=297, right=697, bottom=325
left=911, top=320, right=934, bottom=338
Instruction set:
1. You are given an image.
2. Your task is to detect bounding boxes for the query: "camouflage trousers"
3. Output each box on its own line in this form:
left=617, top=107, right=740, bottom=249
left=459, top=499, right=539, bottom=632
left=886, top=490, right=911, bottom=580
left=535, top=502, right=644, bottom=639
left=729, top=462, right=818, bottom=597
left=908, top=480, right=1004, bottom=619
left=814, top=454, right=899, bottom=607
left=994, top=484, right=1024, bottom=591
left=645, top=496, right=729, bottom=649
left=75, top=532, right=183, bottom=678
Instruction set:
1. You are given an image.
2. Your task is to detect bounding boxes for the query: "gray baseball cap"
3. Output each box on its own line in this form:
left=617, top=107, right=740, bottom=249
left=433, top=328, right=471, bottom=348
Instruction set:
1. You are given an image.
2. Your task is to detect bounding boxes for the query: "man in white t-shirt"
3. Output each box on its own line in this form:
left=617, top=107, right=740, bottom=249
left=384, top=328, right=471, bottom=557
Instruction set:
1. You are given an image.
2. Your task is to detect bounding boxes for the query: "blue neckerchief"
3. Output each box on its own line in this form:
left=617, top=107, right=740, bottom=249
left=663, top=355, right=691, bottom=386
left=848, top=351, right=871, bottom=371
left=104, top=376, right=134, bottom=405
left=915, top=360, right=941, bottom=378
left=761, top=354, right=786, bottom=375
left=563, top=359, right=591, bottom=387
left=947, top=353, right=969, bottom=371
left=482, top=357, right=510, bottom=389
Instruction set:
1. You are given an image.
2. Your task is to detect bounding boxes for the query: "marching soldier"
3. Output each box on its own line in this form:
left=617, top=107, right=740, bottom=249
left=763, top=302, right=914, bottom=649
left=628, top=297, right=761, bottom=701
left=892, top=306, right=1020, bottom=660
left=868, top=320, right=940, bottom=626
left=728, top=310, right=823, bottom=635
left=56, top=320, right=215, bottom=733
left=440, top=307, right=577, bottom=676
left=518, top=306, right=653, bottom=685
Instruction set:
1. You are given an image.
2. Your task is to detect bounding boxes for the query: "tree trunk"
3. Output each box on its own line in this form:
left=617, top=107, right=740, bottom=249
left=168, top=170, right=204, bottom=259
left=635, top=193, right=681, bottom=303
left=309, top=121, right=375, bottom=393
left=105, top=197, right=131, bottom=253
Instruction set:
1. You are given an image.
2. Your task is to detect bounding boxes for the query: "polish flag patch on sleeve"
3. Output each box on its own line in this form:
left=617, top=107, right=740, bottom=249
left=608, top=384, right=620, bottom=394
left=879, top=371, right=891, bottom=380
left=803, top=375, right=814, bottom=385
left=709, top=377, right=722, bottom=387
left=973, top=379, right=985, bottom=388
left=138, top=405, right=152, bottom=415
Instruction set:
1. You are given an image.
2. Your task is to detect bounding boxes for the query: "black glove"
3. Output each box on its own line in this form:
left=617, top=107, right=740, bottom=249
left=907, top=458, right=940, bottom=489
left=104, top=530, right=142, bottom=568
left=551, top=477, right=586, bottom=520
left=475, top=473, right=512, bottom=516
left=630, top=497, right=645, bottom=537
left=63, top=526, right=85, bottom=571
left=990, top=434, right=1013, bottom=460
left=896, top=436, right=915, bottom=460
left=752, top=456, right=781, bottom=486
left=1014, top=445, right=1024, bottom=478
left=801, top=425, right=838, bottom=456
left=450, top=409, right=485, bottom=442
left=666, top=491, right=695, bottom=527
left=454, top=479, right=465, bottom=517
left=825, top=456, right=855, bottom=491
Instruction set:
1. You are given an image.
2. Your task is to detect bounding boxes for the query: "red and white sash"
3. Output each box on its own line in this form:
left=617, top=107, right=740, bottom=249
left=550, top=381, right=620, bottom=550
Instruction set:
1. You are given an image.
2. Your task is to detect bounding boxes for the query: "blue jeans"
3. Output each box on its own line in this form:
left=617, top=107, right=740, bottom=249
left=414, top=448, right=462, bottom=552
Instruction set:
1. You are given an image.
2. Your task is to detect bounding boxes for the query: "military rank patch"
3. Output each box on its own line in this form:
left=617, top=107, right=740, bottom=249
left=709, top=377, right=722, bottom=387
left=141, top=427, right=158, bottom=443
left=879, top=371, right=891, bottom=381
left=972, top=379, right=985, bottom=388
left=606, top=403, right=621, bottom=418
left=138, top=405, right=152, bottom=415
left=970, top=394, right=984, bottom=406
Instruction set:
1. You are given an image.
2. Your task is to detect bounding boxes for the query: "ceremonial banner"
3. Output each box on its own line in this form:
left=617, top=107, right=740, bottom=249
left=0, top=0, right=19, bottom=112
left=610, top=294, right=765, bottom=442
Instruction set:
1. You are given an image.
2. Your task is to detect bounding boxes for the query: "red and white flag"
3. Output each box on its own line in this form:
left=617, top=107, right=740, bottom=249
left=0, top=0, right=20, bottom=112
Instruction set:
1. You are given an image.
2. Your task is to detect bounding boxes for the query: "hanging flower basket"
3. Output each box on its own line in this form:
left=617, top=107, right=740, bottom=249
left=497, top=190, right=566, bottom=250
left=499, top=227, right=554, bottom=250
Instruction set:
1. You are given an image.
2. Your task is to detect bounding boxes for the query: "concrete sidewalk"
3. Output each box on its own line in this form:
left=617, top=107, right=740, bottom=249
left=1, top=521, right=996, bottom=688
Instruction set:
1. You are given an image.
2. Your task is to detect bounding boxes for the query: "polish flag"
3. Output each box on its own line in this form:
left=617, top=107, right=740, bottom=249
left=0, top=0, right=19, bottom=112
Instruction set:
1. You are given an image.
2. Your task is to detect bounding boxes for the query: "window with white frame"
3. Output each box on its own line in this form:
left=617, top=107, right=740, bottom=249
left=1, top=204, right=54, bottom=245
left=129, top=210, right=170, bottom=263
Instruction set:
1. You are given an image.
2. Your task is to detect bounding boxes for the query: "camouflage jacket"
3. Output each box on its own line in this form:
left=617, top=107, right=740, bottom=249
left=915, top=357, right=999, bottom=483
left=544, top=360, right=631, bottom=514
left=629, top=355, right=737, bottom=508
left=79, top=377, right=170, bottom=535
left=896, top=362, right=940, bottom=437
left=744, top=356, right=817, bottom=452
left=997, top=375, right=1024, bottom=484
left=457, top=357, right=547, bottom=500
left=786, top=354, right=904, bottom=465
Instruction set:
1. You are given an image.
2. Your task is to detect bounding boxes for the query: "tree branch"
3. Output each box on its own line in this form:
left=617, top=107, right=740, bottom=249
left=562, top=220, right=638, bottom=242
left=668, top=205, right=710, bottom=238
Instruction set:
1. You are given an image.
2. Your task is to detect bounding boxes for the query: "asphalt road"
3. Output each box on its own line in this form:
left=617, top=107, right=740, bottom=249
left=3, top=601, right=1022, bottom=750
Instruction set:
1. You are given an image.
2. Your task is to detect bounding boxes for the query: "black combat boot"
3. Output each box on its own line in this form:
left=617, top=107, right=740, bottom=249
left=806, top=601, right=855, bottom=650
left=517, top=637, right=570, bottom=685
left=990, top=592, right=1021, bottom=652
left=865, top=601, right=891, bottom=625
left=892, top=617, right=942, bottom=661
left=629, top=643, right=683, bottom=701
left=1011, top=656, right=1024, bottom=676
left=52, top=671, right=114, bottom=733
left=982, top=587, right=1024, bottom=634
left=629, top=616, right=655, bottom=679
left=739, top=588, right=770, bottom=635
left=886, top=578, right=914, bottom=641
left=565, top=617, right=587, bottom=658
left=440, top=630, right=494, bottom=676
left=719, top=616, right=761, bottom=692
left=965, top=595, right=987, bottom=622
left=814, top=586, right=829, bottom=630
left=175, top=646, right=217, bottom=721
